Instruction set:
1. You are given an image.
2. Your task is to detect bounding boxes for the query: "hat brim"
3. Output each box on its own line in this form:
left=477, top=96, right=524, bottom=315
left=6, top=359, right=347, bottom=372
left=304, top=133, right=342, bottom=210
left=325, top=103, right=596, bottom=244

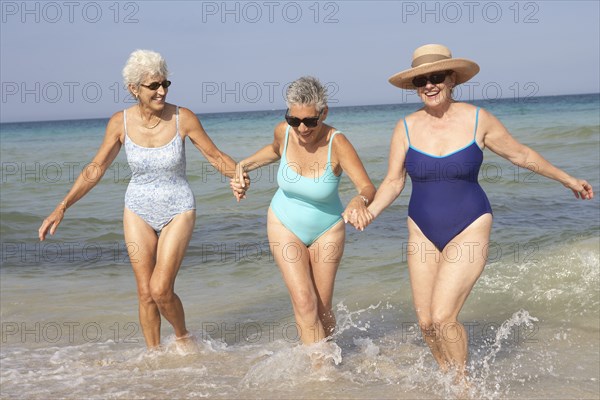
left=388, top=58, right=480, bottom=90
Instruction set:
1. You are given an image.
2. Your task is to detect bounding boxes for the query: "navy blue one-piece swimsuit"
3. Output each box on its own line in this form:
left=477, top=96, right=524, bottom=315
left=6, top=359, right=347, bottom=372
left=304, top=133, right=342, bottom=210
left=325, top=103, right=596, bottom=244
left=404, top=107, right=492, bottom=251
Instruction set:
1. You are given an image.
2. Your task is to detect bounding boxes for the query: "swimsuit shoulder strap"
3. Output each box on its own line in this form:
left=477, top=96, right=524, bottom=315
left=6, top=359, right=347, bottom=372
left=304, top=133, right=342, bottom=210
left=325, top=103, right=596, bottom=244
left=282, top=125, right=291, bottom=160
left=327, top=130, right=341, bottom=163
left=176, top=106, right=180, bottom=133
left=473, top=107, right=480, bottom=140
left=123, top=109, right=129, bottom=136
left=403, top=118, right=411, bottom=146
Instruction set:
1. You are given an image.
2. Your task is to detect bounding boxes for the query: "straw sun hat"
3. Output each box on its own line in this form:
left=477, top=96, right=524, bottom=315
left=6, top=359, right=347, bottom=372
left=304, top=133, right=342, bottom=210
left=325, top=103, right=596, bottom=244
left=389, top=44, right=480, bottom=90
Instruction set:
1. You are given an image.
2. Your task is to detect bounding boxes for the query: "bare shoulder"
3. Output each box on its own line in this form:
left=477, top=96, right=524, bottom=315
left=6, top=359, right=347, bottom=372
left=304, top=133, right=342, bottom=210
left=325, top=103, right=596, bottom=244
left=177, top=106, right=200, bottom=125
left=388, top=117, right=410, bottom=154
left=177, top=105, right=196, bottom=119
left=273, top=121, right=288, bottom=148
left=177, top=106, right=203, bottom=136
left=476, top=106, right=504, bottom=133
left=330, top=130, right=351, bottom=148
left=106, top=110, right=125, bottom=142
left=402, top=108, right=425, bottom=126
left=394, top=116, right=409, bottom=130
left=477, top=106, right=497, bottom=121
left=274, top=121, right=287, bottom=138
left=330, top=131, right=360, bottom=166
left=392, top=114, right=412, bottom=136
left=107, top=110, right=124, bottom=125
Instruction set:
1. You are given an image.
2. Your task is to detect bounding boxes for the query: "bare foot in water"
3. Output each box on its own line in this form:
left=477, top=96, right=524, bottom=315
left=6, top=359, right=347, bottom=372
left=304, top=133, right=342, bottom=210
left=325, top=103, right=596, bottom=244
left=308, top=341, right=341, bottom=371
left=310, top=352, right=328, bottom=370
left=146, top=345, right=165, bottom=354
left=175, top=333, right=199, bottom=355
left=453, top=373, right=475, bottom=399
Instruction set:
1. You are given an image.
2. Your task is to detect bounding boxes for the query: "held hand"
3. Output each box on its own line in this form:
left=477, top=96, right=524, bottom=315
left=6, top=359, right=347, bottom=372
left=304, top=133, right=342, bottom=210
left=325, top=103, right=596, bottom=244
left=342, top=209, right=359, bottom=229
left=234, top=163, right=247, bottom=189
left=342, top=197, right=374, bottom=231
left=230, top=179, right=248, bottom=201
left=38, top=205, right=66, bottom=241
left=566, top=178, right=594, bottom=200
left=231, top=164, right=251, bottom=202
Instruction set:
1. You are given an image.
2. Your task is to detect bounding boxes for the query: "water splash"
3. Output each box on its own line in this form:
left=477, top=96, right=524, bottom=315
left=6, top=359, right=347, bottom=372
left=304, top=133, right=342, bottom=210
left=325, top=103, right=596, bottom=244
left=333, top=301, right=382, bottom=338
left=470, top=309, right=539, bottom=399
left=240, top=340, right=342, bottom=389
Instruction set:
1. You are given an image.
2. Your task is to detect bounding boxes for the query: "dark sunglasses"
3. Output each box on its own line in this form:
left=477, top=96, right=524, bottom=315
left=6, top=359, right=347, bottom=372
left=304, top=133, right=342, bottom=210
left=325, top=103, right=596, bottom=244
left=412, top=71, right=450, bottom=88
left=140, top=80, right=171, bottom=90
left=285, top=110, right=323, bottom=128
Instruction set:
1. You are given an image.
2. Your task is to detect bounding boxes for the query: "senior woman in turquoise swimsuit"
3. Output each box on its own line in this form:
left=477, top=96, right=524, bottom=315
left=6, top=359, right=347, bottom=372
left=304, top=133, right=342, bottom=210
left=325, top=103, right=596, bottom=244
left=233, top=76, right=375, bottom=345
left=353, top=44, right=594, bottom=384
left=39, top=50, right=246, bottom=350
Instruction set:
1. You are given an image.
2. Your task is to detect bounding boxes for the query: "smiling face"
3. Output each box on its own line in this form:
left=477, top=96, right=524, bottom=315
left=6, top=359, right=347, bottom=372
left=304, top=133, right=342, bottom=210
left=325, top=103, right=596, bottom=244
left=287, top=104, right=328, bottom=145
left=416, top=70, right=455, bottom=108
left=131, top=74, right=168, bottom=111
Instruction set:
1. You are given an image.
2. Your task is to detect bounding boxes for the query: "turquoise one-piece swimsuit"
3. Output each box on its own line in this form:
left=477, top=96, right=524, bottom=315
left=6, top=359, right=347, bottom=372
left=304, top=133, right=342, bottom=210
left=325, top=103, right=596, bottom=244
left=269, top=125, right=344, bottom=246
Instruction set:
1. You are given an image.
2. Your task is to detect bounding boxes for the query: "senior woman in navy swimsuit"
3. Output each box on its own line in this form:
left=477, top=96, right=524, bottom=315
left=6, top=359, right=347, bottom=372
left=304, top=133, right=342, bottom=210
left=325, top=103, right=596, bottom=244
left=39, top=50, right=246, bottom=351
left=356, top=44, right=594, bottom=383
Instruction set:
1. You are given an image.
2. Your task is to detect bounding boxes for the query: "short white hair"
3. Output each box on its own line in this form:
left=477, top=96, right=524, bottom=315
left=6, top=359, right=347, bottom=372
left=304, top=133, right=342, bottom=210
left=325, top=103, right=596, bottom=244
left=122, top=49, right=169, bottom=87
left=286, top=76, right=328, bottom=112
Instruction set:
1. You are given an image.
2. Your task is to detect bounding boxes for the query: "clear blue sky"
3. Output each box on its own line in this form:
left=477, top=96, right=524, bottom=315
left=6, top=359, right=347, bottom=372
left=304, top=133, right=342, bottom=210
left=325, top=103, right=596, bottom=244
left=1, top=0, right=599, bottom=122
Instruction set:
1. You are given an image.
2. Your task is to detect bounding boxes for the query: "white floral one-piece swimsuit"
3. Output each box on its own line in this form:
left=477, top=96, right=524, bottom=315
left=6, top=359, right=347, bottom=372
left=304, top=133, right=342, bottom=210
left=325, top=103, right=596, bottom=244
left=123, top=106, right=196, bottom=233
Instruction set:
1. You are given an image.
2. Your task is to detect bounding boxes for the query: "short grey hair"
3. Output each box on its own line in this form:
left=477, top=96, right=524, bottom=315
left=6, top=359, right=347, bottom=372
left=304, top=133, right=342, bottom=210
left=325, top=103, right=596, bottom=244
left=122, top=49, right=169, bottom=88
left=286, top=76, right=328, bottom=112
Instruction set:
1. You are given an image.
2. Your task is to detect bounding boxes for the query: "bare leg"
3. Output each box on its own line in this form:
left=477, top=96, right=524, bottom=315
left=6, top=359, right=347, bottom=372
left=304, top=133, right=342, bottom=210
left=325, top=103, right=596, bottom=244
left=407, top=213, right=491, bottom=382
left=309, top=220, right=345, bottom=338
left=406, top=217, right=447, bottom=369
left=151, top=210, right=196, bottom=339
left=123, top=208, right=195, bottom=349
left=123, top=208, right=161, bottom=348
left=268, top=208, right=326, bottom=344
left=431, top=214, right=492, bottom=381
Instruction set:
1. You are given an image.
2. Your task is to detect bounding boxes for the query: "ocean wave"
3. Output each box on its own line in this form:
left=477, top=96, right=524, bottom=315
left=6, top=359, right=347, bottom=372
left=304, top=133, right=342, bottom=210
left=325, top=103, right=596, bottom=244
left=478, top=238, right=599, bottom=321
left=531, top=125, right=599, bottom=141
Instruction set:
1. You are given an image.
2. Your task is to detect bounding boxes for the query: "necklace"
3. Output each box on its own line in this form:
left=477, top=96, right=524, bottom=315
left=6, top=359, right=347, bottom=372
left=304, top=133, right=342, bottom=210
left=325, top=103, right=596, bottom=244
left=138, top=105, right=163, bottom=129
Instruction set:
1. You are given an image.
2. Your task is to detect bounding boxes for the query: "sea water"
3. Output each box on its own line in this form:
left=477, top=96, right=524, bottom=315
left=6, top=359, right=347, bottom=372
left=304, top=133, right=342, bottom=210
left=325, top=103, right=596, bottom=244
left=1, top=94, right=599, bottom=399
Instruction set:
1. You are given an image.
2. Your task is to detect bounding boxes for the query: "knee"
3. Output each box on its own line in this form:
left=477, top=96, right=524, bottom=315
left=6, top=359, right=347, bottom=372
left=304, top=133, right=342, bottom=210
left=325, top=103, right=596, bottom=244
left=291, top=290, right=318, bottom=318
left=417, top=317, right=436, bottom=339
left=431, top=313, right=459, bottom=334
left=137, top=286, right=155, bottom=306
left=149, top=281, right=174, bottom=304
left=432, top=315, right=466, bottom=344
left=431, top=309, right=456, bottom=325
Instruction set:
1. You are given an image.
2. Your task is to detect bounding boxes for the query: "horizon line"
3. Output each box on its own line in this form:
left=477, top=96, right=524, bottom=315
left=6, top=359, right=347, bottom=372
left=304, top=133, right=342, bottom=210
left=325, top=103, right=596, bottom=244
left=1, top=92, right=598, bottom=125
